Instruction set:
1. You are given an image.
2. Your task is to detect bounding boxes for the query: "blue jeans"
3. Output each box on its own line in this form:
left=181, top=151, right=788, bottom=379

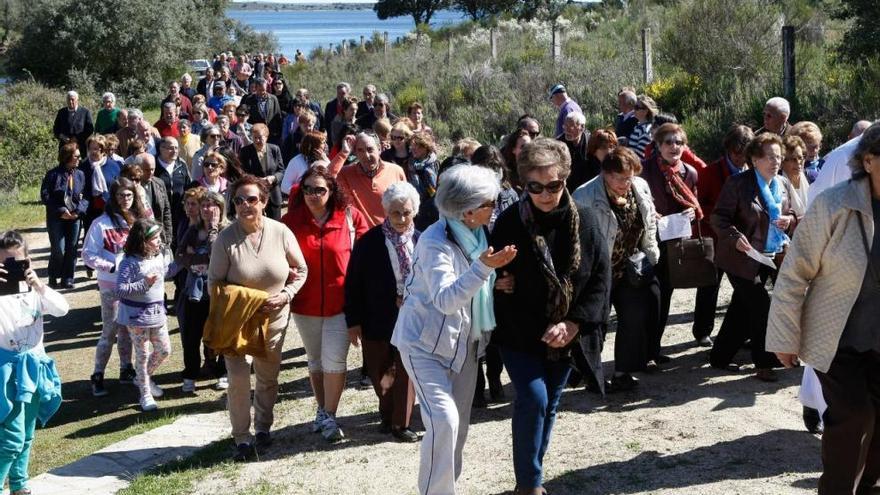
left=46, top=216, right=81, bottom=283
left=501, top=347, right=572, bottom=489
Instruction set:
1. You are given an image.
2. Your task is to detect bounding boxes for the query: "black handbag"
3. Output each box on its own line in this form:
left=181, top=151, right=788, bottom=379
left=665, top=221, right=717, bottom=288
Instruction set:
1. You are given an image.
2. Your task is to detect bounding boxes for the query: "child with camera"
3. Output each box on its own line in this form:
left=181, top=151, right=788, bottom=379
left=115, top=219, right=173, bottom=412
left=0, top=230, right=68, bottom=495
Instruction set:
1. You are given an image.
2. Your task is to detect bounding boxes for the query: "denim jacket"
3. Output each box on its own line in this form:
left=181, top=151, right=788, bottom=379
left=390, top=217, right=494, bottom=373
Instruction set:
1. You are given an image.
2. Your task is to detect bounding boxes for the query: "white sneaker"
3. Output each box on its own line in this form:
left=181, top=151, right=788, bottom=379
left=215, top=376, right=229, bottom=390
left=140, top=394, right=158, bottom=412
left=320, top=414, right=344, bottom=442
left=182, top=379, right=196, bottom=393
left=149, top=379, right=164, bottom=398
left=311, top=408, right=328, bottom=433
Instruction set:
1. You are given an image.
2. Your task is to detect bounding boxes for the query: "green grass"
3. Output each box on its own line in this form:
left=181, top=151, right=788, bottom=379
left=117, top=438, right=239, bottom=495
left=0, top=185, right=44, bottom=231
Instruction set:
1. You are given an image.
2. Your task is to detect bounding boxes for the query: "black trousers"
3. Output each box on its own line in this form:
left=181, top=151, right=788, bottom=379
left=709, top=270, right=779, bottom=369
left=611, top=276, right=660, bottom=373
left=816, top=349, right=880, bottom=495
left=692, top=268, right=724, bottom=340
left=476, top=343, right=504, bottom=393
left=180, top=296, right=226, bottom=379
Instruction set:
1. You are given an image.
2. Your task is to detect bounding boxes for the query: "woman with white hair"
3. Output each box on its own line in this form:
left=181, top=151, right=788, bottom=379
left=345, top=181, right=422, bottom=442
left=95, top=93, right=120, bottom=134
left=391, top=164, right=518, bottom=494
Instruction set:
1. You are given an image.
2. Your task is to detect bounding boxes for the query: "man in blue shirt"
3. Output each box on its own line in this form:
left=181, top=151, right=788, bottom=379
left=549, top=84, right=582, bottom=138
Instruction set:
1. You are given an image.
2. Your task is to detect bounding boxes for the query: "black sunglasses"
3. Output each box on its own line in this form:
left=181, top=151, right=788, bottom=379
left=525, top=180, right=566, bottom=195
left=303, top=185, right=329, bottom=196
left=203, top=161, right=221, bottom=169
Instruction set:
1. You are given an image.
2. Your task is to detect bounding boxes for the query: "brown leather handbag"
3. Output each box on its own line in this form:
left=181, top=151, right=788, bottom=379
left=665, top=221, right=718, bottom=288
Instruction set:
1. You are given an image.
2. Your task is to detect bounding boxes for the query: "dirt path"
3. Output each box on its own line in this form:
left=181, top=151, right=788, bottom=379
left=22, top=224, right=822, bottom=494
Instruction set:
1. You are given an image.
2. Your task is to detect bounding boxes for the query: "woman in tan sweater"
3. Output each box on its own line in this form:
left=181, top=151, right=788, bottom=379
left=208, top=174, right=307, bottom=462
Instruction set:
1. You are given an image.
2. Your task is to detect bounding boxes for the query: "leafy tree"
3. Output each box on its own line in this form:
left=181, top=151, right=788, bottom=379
left=515, top=0, right=571, bottom=21
left=835, top=0, right=880, bottom=62
left=7, top=0, right=276, bottom=97
left=453, top=0, right=517, bottom=20
left=374, top=0, right=451, bottom=26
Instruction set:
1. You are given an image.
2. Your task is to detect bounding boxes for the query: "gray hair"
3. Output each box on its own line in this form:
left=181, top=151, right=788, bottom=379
left=564, top=111, right=586, bottom=126
left=849, top=122, right=880, bottom=180
left=364, top=84, right=376, bottom=93
left=618, top=90, right=637, bottom=106
left=435, top=164, right=500, bottom=219
left=67, top=90, right=78, bottom=99
left=851, top=120, right=872, bottom=139
left=337, top=82, right=351, bottom=92
left=127, top=108, right=144, bottom=120
left=382, top=181, right=421, bottom=215
left=181, top=73, right=192, bottom=83
left=134, top=152, right=155, bottom=168
left=356, top=131, right=379, bottom=149
left=766, top=97, right=791, bottom=116
left=162, top=101, right=176, bottom=110
left=199, top=124, right=218, bottom=141
left=375, top=93, right=389, bottom=106
left=102, top=92, right=116, bottom=103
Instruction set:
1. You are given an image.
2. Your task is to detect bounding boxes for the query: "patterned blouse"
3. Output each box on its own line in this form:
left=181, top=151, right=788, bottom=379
left=609, top=188, right=645, bottom=282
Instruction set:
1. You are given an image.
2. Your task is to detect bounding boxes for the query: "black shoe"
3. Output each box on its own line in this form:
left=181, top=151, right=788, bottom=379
left=608, top=373, right=638, bottom=393
left=391, top=427, right=420, bottom=443
left=90, top=372, right=108, bottom=397
left=695, top=336, right=713, bottom=347
left=566, top=369, right=583, bottom=388
left=585, top=379, right=612, bottom=395
left=232, top=443, right=255, bottom=462
left=86, top=268, right=94, bottom=279
left=473, top=391, right=488, bottom=409
left=119, top=367, right=136, bottom=384
left=61, top=280, right=75, bottom=290
left=656, top=355, right=672, bottom=364
left=379, top=419, right=392, bottom=434
left=802, top=406, right=823, bottom=434
left=488, top=382, right=506, bottom=402
left=254, top=431, right=272, bottom=453
left=49, top=279, right=59, bottom=289
left=709, top=360, right=745, bottom=372
left=645, top=360, right=660, bottom=373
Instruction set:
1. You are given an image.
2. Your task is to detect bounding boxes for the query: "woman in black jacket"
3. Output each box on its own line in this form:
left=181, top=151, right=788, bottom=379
left=490, top=138, right=611, bottom=495
left=41, top=142, right=89, bottom=289
left=345, top=181, right=422, bottom=442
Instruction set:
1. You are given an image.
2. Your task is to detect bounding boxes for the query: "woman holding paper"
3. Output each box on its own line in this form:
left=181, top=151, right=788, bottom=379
left=640, top=123, right=701, bottom=369
left=710, top=133, right=800, bottom=382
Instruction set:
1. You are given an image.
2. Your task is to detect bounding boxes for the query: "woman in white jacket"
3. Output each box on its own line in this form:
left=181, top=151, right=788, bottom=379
left=391, top=165, right=517, bottom=495
left=82, top=177, right=147, bottom=397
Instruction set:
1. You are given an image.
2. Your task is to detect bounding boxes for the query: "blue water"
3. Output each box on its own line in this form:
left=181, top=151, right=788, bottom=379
left=227, top=9, right=466, bottom=57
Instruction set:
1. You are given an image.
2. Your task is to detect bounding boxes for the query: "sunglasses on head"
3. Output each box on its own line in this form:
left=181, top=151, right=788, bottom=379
left=303, top=185, right=329, bottom=196
left=525, top=180, right=566, bottom=195
left=233, top=195, right=260, bottom=206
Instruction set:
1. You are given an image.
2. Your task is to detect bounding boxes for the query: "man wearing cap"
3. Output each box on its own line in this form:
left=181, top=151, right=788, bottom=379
left=208, top=82, right=234, bottom=115
left=549, top=84, right=582, bottom=138
left=241, top=78, right=283, bottom=146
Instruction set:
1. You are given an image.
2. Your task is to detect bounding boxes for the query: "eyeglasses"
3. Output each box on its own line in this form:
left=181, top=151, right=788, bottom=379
left=528, top=131, right=540, bottom=139
left=303, top=185, right=329, bottom=196
left=203, top=161, right=221, bottom=169
left=525, top=180, right=566, bottom=195
left=477, top=200, right=496, bottom=209
left=390, top=135, right=405, bottom=141
left=233, top=195, right=260, bottom=206
left=116, top=192, right=134, bottom=200
left=207, top=134, right=221, bottom=139
left=662, top=139, right=685, bottom=147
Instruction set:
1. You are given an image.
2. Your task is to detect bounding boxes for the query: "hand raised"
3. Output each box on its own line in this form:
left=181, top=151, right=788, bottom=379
left=479, top=245, right=517, bottom=269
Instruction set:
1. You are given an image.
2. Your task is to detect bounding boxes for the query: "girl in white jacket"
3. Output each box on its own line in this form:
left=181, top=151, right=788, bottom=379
left=82, top=178, right=147, bottom=397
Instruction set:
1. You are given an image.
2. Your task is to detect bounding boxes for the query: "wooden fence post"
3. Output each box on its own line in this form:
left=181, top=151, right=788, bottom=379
left=383, top=32, right=389, bottom=58
left=551, top=22, right=561, bottom=62
left=641, top=28, right=653, bottom=84
left=342, top=40, right=349, bottom=56
left=447, top=38, right=454, bottom=64
left=360, top=35, right=366, bottom=52
left=490, top=28, right=497, bottom=61
left=782, top=25, right=796, bottom=101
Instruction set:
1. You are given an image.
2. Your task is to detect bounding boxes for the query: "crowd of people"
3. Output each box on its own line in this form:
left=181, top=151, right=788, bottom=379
left=19, top=51, right=879, bottom=494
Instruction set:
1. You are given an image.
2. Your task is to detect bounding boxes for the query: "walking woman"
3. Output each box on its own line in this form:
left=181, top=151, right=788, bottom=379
left=492, top=138, right=610, bottom=494
left=345, top=181, right=421, bottom=442
left=768, top=123, right=880, bottom=493
left=209, top=174, right=307, bottom=461
left=573, top=147, right=661, bottom=391
left=40, top=142, right=88, bottom=289
left=176, top=191, right=229, bottom=392
left=83, top=178, right=146, bottom=396
left=391, top=164, right=517, bottom=495
left=711, top=133, right=800, bottom=381
left=282, top=167, right=368, bottom=442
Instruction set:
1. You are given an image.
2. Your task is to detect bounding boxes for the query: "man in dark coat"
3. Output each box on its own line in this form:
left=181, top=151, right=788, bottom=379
left=241, top=78, right=283, bottom=146
left=135, top=153, right=173, bottom=244
left=53, top=91, right=94, bottom=155
left=238, top=123, right=286, bottom=219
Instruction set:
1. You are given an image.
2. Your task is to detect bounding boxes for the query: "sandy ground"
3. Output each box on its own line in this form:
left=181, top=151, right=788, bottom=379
left=23, top=226, right=822, bottom=495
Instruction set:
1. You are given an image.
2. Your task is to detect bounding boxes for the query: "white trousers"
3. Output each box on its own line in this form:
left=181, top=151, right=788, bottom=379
left=400, top=342, right=478, bottom=495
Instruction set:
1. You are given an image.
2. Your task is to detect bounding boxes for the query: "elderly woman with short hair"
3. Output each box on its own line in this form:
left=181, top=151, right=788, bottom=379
left=492, top=139, right=610, bottom=494
left=789, top=121, right=824, bottom=183
left=95, top=92, right=120, bottom=134
left=559, top=111, right=592, bottom=192
left=781, top=135, right=809, bottom=216
left=346, top=181, right=422, bottom=442
left=768, top=123, right=880, bottom=493
left=392, top=165, right=517, bottom=495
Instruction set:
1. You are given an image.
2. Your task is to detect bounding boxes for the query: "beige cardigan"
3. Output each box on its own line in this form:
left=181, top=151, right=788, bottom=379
left=766, top=177, right=873, bottom=373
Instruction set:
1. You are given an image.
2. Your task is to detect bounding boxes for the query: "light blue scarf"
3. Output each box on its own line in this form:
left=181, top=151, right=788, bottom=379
left=755, top=172, right=789, bottom=254
left=446, top=217, right=497, bottom=339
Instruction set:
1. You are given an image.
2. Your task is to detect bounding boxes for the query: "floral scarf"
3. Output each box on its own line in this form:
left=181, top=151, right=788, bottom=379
left=381, top=218, right=417, bottom=295
left=659, top=159, right=703, bottom=220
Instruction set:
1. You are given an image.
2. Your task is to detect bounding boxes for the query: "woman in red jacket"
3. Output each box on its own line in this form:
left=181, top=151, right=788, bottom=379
left=281, top=166, right=369, bottom=442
